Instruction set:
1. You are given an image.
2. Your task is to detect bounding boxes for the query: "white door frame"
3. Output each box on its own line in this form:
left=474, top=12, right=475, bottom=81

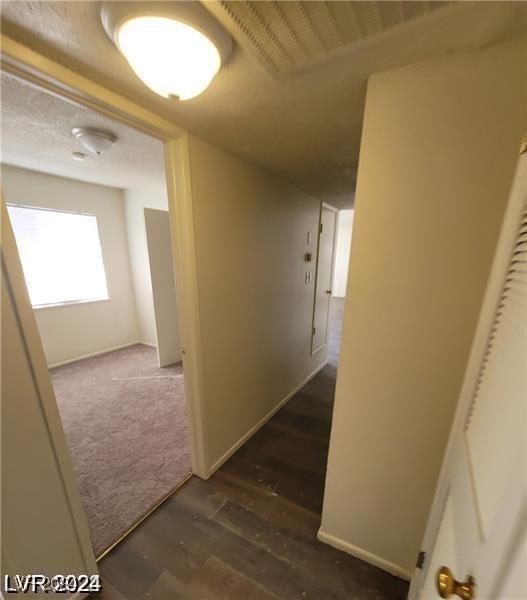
left=408, top=140, right=527, bottom=598
left=1, top=34, right=210, bottom=565
left=311, top=201, right=338, bottom=354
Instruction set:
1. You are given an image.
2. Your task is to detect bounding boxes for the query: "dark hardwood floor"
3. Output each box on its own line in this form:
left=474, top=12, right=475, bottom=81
left=96, top=299, right=408, bottom=599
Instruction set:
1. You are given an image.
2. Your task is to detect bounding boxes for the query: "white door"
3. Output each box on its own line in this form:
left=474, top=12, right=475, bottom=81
left=144, top=208, right=182, bottom=367
left=410, top=148, right=527, bottom=599
left=312, top=205, right=337, bottom=353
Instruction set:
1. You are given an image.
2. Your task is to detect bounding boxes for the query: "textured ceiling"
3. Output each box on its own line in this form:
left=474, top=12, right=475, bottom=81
left=0, top=72, right=165, bottom=189
left=1, top=1, right=526, bottom=208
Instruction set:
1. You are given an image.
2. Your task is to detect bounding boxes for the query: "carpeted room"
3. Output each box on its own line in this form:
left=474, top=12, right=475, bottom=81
left=1, top=78, right=192, bottom=556
left=51, top=344, right=190, bottom=556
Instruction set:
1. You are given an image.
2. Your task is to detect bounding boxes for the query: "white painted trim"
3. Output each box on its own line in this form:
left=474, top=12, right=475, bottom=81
left=165, top=136, right=210, bottom=479
left=48, top=341, right=142, bottom=369
left=33, top=298, right=110, bottom=311
left=311, top=342, right=327, bottom=357
left=311, top=201, right=324, bottom=356
left=330, top=210, right=340, bottom=294
left=322, top=202, right=338, bottom=212
left=311, top=205, right=338, bottom=355
left=139, top=341, right=157, bottom=349
left=317, top=528, right=413, bottom=581
left=207, top=361, right=328, bottom=477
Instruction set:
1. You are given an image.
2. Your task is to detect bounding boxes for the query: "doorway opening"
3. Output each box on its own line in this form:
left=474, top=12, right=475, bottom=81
left=1, top=71, right=192, bottom=558
left=328, top=207, right=354, bottom=367
left=311, top=204, right=354, bottom=370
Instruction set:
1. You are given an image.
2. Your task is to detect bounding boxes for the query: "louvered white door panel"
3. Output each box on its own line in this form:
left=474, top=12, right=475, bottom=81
left=415, top=149, right=527, bottom=599
left=465, top=199, right=527, bottom=540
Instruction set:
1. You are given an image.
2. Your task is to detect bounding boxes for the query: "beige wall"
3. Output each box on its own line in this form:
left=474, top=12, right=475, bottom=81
left=124, top=183, right=169, bottom=347
left=144, top=207, right=182, bottom=366
left=320, top=36, right=527, bottom=575
left=187, top=135, right=327, bottom=469
left=2, top=165, right=139, bottom=366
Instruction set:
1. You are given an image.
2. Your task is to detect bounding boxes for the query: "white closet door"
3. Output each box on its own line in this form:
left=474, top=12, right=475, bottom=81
left=414, top=149, right=527, bottom=600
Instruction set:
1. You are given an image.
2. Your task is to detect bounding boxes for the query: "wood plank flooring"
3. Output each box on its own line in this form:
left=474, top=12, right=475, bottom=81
left=95, top=300, right=408, bottom=599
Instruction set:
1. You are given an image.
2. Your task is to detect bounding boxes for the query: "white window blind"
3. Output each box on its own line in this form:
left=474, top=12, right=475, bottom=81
left=7, top=204, right=109, bottom=308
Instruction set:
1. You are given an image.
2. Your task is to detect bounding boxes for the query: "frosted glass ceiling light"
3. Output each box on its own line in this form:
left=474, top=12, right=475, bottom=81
left=102, top=2, right=231, bottom=101
left=117, top=17, right=220, bottom=100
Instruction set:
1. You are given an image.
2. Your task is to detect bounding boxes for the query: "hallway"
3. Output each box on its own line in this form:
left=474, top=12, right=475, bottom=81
left=97, top=298, right=408, bottom=599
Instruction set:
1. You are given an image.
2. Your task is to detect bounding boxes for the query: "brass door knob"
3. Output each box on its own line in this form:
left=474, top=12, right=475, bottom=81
left=436, top=566, right=475, bottom=600
left=325, top=289, right=332, bottom=295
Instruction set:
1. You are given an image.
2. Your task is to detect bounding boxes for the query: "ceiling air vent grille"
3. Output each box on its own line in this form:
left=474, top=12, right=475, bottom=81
left=210, top=1, right=453, bottom=75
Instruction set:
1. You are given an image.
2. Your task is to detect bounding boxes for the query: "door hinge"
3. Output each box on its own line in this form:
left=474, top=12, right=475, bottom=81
left=312, top=326, right=316, bottom=336
left=416, top=550, right=426, bottom=569
left=319, top=222, right=323, bottom=234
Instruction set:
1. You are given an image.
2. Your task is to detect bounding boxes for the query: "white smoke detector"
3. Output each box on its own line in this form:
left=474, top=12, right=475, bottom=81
left=72, top=127, right=117, bottom=155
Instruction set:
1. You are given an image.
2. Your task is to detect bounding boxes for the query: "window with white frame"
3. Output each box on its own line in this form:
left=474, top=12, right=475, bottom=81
left=7, top=204, right=109, bottom=308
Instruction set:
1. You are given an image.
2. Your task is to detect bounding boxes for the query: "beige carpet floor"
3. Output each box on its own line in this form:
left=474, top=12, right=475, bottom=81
left=51, top=344, right=191, bottom=556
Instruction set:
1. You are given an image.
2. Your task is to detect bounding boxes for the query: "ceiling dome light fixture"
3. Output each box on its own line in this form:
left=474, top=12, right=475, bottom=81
left=101, top=2, right=232, bottom=101
left=72, top=127, right=117, bottom=155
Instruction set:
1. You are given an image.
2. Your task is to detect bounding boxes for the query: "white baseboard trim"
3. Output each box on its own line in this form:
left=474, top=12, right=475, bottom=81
left=317, top=528, right=413, bottom=581
left=48, top=341, right=142, bottom=369
left=139, top=341, right=157, bottom=348
left=207, top=360, right=328, bottom=477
